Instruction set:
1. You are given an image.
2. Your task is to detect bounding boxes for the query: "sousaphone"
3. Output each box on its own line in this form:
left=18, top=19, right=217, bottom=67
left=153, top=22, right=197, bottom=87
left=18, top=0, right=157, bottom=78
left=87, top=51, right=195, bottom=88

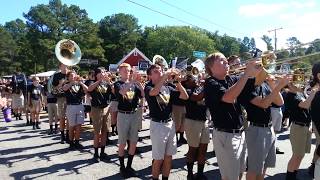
left=152, top=55, right=169, bottom=69
left=55, top=39, right=81, bottom=66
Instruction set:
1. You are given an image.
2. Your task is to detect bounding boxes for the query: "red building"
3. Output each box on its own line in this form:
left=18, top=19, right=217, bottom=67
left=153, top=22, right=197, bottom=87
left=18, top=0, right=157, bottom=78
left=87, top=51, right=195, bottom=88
left=116, top=48, right=151, bottom=68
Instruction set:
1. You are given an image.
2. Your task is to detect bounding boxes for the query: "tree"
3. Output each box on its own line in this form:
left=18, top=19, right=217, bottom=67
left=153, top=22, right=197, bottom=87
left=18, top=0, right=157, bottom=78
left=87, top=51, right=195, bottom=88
left=23, top=0, right=104, bottom=73
left=218, top=34, right=240, bottom=57
left=287, top=37, right=305, bottom=57
left=4, top=19, right=35, bottom=74
left=99, top=13, right=142, bottom=64
left=0, top=26, right=17, bottom=75
left=144, top=26, right=215, bottom=62
left=261, top=35, right=273, bottom=51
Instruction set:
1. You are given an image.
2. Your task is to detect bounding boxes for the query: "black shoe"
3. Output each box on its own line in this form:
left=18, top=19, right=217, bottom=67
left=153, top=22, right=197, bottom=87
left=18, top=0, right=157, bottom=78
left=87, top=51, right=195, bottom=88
left=69, top=142, right=75, bottom=150
left=36, top=123, right=41, bottom=129
left=48, top=129, right=53, bottom=135
left=195, top=173, right=207, bottom=180
left=26, top=120, right=30, bottom=126
left=60, top=134, right=65, bottom=144
left=19, top=116, right=23, bottom=120
left=276, top=147, right=284, bottom=154
left=65, top=137, right=70, bottom=144
left=187, top=174, right=194, bottom=180
left=120, top=167, right=128, bottom=178
left=178, top=137, right=188, bottom=144
left=126, top=167, right=138, bottom=177
left=74, top=141, right=84, bottom=149
left=93, top=153, right=100, bottom=162
left=111, top=132, right=117, bottom=136
left=308, top=163, right=315, bottom=178
left=100, top=153, right=110, bottom=161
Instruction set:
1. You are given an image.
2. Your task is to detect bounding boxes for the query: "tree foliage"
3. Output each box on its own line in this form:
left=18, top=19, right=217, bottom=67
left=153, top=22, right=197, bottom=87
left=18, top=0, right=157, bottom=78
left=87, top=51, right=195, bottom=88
left=99, top=13, right=142, bottom=64
left=261, top=35, right=273, bottom=51
left=144, top=26, right=215, bottom=62
left=0, top=0, right=319, bottom=76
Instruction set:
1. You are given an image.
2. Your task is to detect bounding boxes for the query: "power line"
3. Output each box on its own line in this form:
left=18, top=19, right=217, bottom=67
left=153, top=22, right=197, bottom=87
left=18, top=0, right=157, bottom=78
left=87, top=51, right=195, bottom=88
left=126, top=0, right=199, bottom=28
left=159, top=0, right=248, bottom=36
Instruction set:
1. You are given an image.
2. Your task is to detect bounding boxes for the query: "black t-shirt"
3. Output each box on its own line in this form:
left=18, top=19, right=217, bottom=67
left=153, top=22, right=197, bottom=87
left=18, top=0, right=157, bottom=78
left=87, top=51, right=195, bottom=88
left=168, top=83, right=186, bottom=106
left=64, top=83, right=85, bottom=105
left=185, top=86, right=207, bottom=121
left=144, top=81, right=180, bottom=121
left=47, top=92, right=57, bottom=103
left=311, top=91, right=320, bottom=134
left=239, top=82, right=272, bottom=124
left=28, top=84, right=43, bottom=101
left=85, top=80, right=94, bottom=87
left=285, top=92, right=311, bottom=124
left=204, top=75, right=249, bottom=129
left=89, top=81, right=112, bottom=108
left=52, top=72, right=67, bottom=97
left=114, top=81, right=142, bottom=111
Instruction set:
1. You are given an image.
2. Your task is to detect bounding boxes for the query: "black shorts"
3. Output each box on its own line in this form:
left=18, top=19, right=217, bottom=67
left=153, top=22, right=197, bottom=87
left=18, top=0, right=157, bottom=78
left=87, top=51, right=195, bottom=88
left=84, top=105, right=91, bottom=113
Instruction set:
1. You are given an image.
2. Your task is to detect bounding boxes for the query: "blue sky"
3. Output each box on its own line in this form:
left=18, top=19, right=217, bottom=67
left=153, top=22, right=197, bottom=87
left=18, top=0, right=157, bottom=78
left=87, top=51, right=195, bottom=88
left=0, top=0, right=319, bottom=49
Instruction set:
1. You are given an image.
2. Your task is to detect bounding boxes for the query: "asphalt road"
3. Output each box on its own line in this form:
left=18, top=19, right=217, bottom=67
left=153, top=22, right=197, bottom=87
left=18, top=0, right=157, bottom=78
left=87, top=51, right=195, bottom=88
left=0, top=111, right=317, bottom=180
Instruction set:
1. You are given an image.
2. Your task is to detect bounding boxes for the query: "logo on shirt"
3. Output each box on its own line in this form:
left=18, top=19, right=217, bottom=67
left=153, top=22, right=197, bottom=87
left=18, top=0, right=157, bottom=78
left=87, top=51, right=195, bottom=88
left=71, top=84, right=80, bottom=93
left=97, top=84, right=108, bottom=93
left=32, top=88, right=41, bottom=95
left=157, top=86, right=170, bottom=105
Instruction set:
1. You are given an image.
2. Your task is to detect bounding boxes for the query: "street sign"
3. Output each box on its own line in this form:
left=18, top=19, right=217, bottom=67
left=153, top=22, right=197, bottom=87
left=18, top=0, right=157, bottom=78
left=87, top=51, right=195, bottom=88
left=79, top=59, right=99, bottom=65
left=109, top=64, right=118, bottom=72
left=193, top=51, right=206, bottom=59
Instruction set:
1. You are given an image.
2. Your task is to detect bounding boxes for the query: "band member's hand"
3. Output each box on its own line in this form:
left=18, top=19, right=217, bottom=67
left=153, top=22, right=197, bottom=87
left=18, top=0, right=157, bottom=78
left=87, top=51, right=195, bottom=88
left=244, top=61, right=261, bottom=77
left=276, top=75, right=290, bottom=89
left=311, top=84, right=320, bottom=92
left=266, top=75, right=277, bottom=89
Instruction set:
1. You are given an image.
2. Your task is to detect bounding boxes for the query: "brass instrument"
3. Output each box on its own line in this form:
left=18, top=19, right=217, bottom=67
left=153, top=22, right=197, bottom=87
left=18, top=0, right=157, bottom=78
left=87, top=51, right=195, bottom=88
left=152, top=55, right=169, bottom=70
left=55, top=39, right=82, bottom=66
left=48, top=39, right=82, bottom=94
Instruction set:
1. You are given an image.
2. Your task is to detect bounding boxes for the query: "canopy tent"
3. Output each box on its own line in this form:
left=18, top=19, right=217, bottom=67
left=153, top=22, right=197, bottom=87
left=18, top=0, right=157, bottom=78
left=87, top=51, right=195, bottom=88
left=30, top=71, right=56, bottom=77
left=2, top=75, right=13, bottom=78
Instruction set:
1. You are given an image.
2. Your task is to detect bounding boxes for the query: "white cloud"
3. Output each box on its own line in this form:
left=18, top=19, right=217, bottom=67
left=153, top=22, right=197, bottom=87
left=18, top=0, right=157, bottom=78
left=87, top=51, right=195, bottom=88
left=238, top=3, right=287, bottom=17
left=250, top=11, right=320, bottom=49
left=238, top=1, right=316, bottom=17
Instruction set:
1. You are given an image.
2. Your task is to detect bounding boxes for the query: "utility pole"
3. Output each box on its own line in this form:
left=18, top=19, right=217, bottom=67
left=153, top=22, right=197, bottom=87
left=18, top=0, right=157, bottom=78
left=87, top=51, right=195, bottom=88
left=268, top=27, right=283, bottom=51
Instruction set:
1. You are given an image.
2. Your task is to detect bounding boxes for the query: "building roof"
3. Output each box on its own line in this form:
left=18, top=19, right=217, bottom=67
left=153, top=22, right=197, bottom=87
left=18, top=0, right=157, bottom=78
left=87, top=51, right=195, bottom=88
left=116, top=47, right=151, bottom=66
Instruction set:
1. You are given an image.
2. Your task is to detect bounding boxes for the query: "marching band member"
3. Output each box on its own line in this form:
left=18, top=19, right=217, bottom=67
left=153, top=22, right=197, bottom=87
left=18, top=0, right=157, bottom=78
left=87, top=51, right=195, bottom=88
left=28, top=76, right=44, bottom=130
left=87, top=67, right=112, bottom=161
left=239, top=73, right=289, bottom=180
left=114, top=63, right=144, bottom=178
left=145, top=64, right=188, bottom=180
left=63, top=71, right=88, bottom=150
left=183, top=74, right=210, bottom=180
left=46, top=87, right=58, bottom=134
left=52, top=63, right=69, bottom=144
left=285, top=82, right=318, bottom=179
left=309, top=62, right=320, bottom=178
left=84, top=70, right=95, bottom=125
left=204, top=52, right=258, bottom=180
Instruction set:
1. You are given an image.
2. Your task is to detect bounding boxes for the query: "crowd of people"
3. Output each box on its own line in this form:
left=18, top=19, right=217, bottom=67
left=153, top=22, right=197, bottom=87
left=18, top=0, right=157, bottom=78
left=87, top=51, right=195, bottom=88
left=0, top=53, right=320, bottom=180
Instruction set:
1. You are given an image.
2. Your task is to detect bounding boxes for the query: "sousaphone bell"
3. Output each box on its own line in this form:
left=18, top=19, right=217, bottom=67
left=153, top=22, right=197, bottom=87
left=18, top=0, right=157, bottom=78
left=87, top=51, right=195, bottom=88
left=152, top=55, right=169, bottom=69
left=55, top=39, right=82, bottom=66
